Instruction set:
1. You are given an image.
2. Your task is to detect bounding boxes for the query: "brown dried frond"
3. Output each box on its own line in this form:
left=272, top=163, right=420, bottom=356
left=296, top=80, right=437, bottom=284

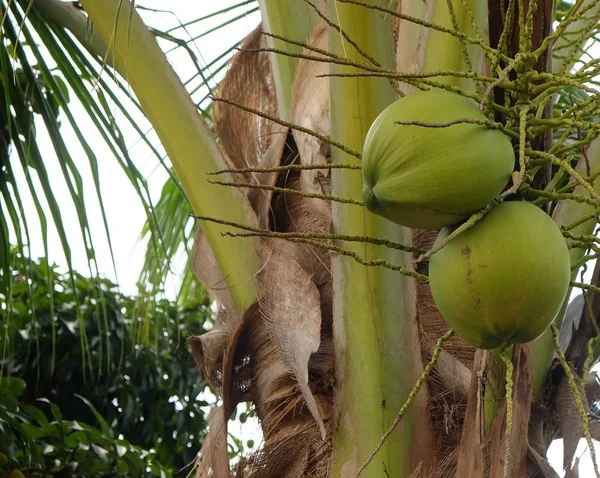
left=188, top=231, right=238, bottom=392
left=289, top=22, right=333, bottom=221
left=236, top=421, right=332, bottom=478
left=427, top=364, right=469, bottom=457
left=256, top=239, right=328, bottom=438
left=191, top=406, right=229, bottom=478
left=213, top=25, right=279, bottom=178
left=555, top=365, right=590, bottom=473
left=191, top=236, right=334, bottom=476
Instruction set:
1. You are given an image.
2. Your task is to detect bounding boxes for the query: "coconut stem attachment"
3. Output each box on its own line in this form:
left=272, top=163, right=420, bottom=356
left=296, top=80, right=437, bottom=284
left=502, top=106, right=529, bottom=197
left=356, top=329, right=455, bottom=477
left=416, top=208, right=488, bottom=263
left=498, top=344, right=515, bottom=478
left=529, top=150, right=600, bottom=205
left=551, top=323, right=600, bottom=477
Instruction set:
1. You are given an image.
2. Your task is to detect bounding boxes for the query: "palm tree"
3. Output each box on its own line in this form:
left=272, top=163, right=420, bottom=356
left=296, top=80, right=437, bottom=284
left=3, top=1, right=600, bottom=477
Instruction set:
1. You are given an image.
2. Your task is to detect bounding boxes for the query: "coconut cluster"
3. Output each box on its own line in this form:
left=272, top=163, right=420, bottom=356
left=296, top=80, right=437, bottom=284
left=361, top=90, right=570, bottom=350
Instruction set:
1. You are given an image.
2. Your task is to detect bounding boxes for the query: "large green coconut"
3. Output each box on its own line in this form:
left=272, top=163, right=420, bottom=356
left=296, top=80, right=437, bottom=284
left=362, top=90, right=515, bottom=230
left=429, top=201, right=570, bottom=350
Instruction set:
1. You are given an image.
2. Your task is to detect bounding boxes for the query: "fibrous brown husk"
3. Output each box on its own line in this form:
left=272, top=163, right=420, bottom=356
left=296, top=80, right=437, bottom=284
left=227, top=239, right=333, bottom=477
left=555, top=365, right=590, bottom=474
left=213, top=25, right=278, bottom=182
left=456, top=349, right=487, bottom=478
left=212, top=23, right=293, bottom=227
left=192, top=38, right=335, bottom=470
left=188, top=230, right=237, bottom=393
left=192, top=406, right=230, bottom=478
left=190, top=19, right=335, bottom=476
left=485, top=344, right=532, bottom=478
left=235, top=422, right=332, bottom=478
left=190, top=234, right=334, bottom=477
left=289, top=22, right=331, bottom=221
left=257, top=238, right=327, bottom=439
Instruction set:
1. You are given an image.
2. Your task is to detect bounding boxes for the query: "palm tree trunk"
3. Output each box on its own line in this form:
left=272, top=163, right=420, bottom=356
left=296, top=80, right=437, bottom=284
left=74, top=1, right=600, bottom=477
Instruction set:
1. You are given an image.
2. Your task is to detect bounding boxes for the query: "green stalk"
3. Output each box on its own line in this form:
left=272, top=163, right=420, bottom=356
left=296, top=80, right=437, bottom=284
left=80, top=0, right=259, bottom=311
left=529, top=3, right=600, bottom=391
left=257, top=0, right=319, bottom=119
left=328, top=2, right=434, bottom=476
left=395, top=0, right=501, bottom=439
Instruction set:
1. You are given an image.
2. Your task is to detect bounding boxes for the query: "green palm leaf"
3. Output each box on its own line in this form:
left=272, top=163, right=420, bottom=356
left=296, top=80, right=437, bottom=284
left=0, top=0, right=259, bottom=366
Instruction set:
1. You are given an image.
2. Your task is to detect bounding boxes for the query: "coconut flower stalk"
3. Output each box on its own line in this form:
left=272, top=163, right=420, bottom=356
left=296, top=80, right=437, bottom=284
left=75, top=0, right=600, bottom=477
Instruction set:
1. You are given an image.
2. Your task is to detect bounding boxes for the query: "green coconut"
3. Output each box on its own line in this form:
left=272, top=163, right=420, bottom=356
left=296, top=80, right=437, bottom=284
left=429, top=201, right=570, bottom=350
left=362, top=90, right=515, bottom=230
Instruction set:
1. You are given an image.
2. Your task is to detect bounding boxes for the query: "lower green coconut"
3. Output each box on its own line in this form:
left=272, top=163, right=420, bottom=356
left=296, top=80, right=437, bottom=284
left=429, top=201, right=570, bottom=349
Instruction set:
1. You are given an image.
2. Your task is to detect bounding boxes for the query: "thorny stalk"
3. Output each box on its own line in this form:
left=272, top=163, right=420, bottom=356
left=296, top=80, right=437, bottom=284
left=499, top=344, right=515, bottom=478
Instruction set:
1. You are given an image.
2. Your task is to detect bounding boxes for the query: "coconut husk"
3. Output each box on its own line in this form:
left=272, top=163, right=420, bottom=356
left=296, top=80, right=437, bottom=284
left=190, top=157, right=335, bottom=478
left=190, top=236, right=334, bottom=478
left=235, top=422, right=332, bottom=478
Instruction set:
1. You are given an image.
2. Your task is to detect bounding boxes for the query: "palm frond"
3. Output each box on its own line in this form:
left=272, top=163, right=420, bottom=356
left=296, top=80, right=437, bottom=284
left=1, top=0, right=260, bottom=350
left=134, top=2, right=260, bottom=300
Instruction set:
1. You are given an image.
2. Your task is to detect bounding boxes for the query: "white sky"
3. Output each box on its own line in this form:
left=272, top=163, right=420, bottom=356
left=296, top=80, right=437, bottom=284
left=9, top=1, right=600, bottom=474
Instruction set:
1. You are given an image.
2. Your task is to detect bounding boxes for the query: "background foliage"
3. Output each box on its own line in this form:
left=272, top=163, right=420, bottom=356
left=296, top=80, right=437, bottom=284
left=0, top=250, right=213, bottom=476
